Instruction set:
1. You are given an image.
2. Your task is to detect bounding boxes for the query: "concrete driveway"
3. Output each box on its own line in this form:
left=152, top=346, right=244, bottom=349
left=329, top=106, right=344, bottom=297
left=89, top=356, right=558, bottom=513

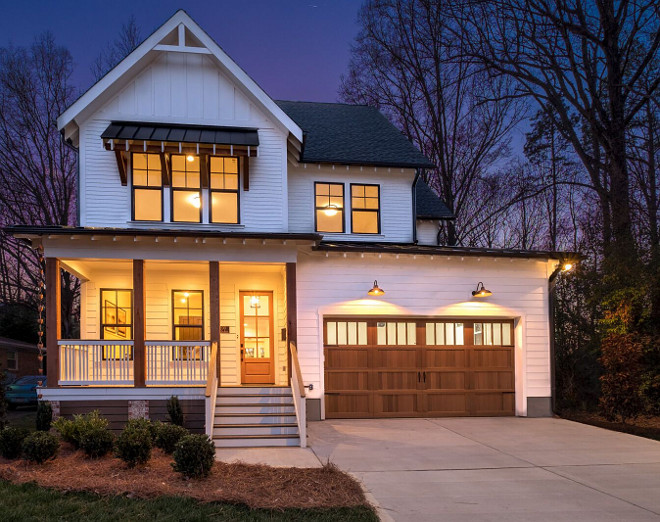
left=308, top=417, right=660, bottom=522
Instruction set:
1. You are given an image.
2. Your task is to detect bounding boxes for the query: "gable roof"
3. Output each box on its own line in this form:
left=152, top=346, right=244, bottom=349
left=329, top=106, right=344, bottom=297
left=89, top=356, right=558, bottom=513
left=57, top=10, right=302, bottom=142
left=276, top=101, right=436, bottom=169
left=416, top=179, right=454, bottom=220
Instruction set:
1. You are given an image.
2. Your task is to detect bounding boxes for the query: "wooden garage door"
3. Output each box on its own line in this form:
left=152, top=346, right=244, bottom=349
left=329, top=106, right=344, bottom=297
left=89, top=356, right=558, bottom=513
left=324, top=318, right=515, bottom=418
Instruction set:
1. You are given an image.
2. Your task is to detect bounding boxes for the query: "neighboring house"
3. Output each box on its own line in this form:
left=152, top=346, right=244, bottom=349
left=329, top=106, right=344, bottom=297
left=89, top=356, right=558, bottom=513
left=7, top=11, right=574, bottom=447
left=0, top=336, right=41, bottom=380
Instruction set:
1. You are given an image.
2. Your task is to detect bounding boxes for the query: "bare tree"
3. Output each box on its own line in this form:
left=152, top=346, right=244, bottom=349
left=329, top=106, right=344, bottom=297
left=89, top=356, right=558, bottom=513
left=0, top=33, right=79, bottom=337
left=340, top=0, right=525, bottom=245
left=91, top=16, right=142, bottom=82
left=455, top=0, right=660, bottom=265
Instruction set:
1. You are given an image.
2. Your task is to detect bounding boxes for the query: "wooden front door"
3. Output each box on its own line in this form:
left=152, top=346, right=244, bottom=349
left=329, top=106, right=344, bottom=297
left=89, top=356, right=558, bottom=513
left=240, top=291, right=274, bottom=384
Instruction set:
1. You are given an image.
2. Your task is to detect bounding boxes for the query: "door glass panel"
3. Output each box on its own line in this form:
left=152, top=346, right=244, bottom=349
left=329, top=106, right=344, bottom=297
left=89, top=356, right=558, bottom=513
left=258, top=339, right=270, bottom=358
left=502, top=323, right=512, bottom=345
left=257, top=317, right=270, bottom=337
left=242, top=294, right=272, bottom=359
left=243, top=317, right=257, bottom=338
left=376, top=322, right=386, bottom=345
left=327, top=322, right=337, bottom=345
left=445, top=323, right=455, bottom=345
left=348, top=322, right=357, bottom=345
left=493, top=323, right=502, bottom=345
left=407, top=323, right=416, bottom=345
left=387, top=323, right=396, bottom=345
left=244, top=339, right=257, bottom=358
left=474, top=323, right=483, bottom=345
left=436, top=323, right=445, bottom=345
left=455, top=323, right=464, bottom=345
left=397, top=322, right=406, bottom=344
left=337, top=322, right=347, bottom=345
left=484, top=323, right=493, bottom=345
left=426, top=323, right=435, bottom=345
left=358, top=322, right=368, bottom=345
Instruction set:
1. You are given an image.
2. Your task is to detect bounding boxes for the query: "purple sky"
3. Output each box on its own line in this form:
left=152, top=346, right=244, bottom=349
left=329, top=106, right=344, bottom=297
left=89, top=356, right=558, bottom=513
left=0, top=0, right=361, bottom=102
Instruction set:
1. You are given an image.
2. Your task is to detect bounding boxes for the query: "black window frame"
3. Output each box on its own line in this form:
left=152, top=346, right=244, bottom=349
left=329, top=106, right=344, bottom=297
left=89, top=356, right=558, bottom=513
left=170, top=154, right=203, bottom=223
left=350, top=183, right=381, bottom=234
left=314, top=182, right=345, bottom=233
left=131, top=153, right=164, bottom=222
left=209, top=155, right=240, bottom=224
left=171, top=289, right=205, bottom=361
left=99, top=288, right=134, bottom=361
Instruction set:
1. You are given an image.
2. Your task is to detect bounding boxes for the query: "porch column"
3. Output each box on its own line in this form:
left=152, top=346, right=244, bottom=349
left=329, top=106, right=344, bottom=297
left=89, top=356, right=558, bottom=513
left=133, top=259, right=146, bottom=387
left=45, top=257, right=61, bottom=387
left=286, top=262, right=297, bottom=379
left=209, top=261, right=220, bottom=376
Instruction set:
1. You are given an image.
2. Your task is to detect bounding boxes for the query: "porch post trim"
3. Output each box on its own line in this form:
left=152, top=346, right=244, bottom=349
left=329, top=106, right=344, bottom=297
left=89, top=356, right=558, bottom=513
left=209, top=261, right=220, bottom=377
left=45, top=257, right=61, bottom=387
left=133, top=259, right=146, bottom=387
left=285, top=262, right=297, bottom=380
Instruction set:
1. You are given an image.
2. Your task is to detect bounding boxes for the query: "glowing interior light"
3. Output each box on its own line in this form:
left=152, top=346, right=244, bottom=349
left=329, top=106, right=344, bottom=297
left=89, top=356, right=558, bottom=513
left=186, top=154, right=195, bottom=162
left=323, top=205, right=339, bottom=217
left=189, top=194, right=201, bottom=208
left=250, top=296, right=261, bottom=309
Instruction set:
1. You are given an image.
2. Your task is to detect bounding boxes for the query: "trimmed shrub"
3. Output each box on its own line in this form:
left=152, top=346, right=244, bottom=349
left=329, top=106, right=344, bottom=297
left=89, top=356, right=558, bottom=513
left=115, top=420, right=152, bottom=467
left=0, top=370, right=7, bottom=429
left=172, top=434, right=215, bottom=478
left=22, top=431, right=59, bottom=463
left=0, top=426, right=30, bottom=459
left=79, top=426, right=114, bottom=459
left=154, top=422, right=188, bottom=454
left=599, top=333, right=645, bottom=422
left=36, top=401, right=53, bottom=432
left=53, top=411, right=109, bottom=449
left=167, top=396, right=184, bottom=426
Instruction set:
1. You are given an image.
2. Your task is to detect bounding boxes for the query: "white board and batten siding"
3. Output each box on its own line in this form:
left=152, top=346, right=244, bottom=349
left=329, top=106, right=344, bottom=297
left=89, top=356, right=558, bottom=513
left=288, top=165, right=416, bottom=242
left=416, top=220, right=439, bottom=246
left=77, top=51, right=288, bottom=232
left=296, top=253, right=554, bottom=417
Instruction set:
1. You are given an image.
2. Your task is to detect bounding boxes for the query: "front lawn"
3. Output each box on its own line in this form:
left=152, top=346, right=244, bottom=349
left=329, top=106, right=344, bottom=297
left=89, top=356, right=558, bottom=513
left=0, top=480, right=378, bottom=521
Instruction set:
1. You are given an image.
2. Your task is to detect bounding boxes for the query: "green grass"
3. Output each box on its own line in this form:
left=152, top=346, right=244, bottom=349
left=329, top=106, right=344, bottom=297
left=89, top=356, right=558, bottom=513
left=0, top=481, right=378, bottom=522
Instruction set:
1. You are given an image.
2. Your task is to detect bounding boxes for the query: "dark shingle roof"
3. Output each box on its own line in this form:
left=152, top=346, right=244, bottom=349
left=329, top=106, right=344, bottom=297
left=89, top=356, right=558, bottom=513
left=416, top=179, right=454, bottom=220
left=276, top=101, right=436, bottom=169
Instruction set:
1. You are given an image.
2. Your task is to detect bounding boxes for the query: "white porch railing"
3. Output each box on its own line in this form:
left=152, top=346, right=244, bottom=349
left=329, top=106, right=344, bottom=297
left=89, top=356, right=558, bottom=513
left=205, top=342, right=219, bottom=437
left=146, top=341, right=211, bottom=385
left=289, top=341, right=307, bottom=448
left=59, top=340, right=134, bottom=385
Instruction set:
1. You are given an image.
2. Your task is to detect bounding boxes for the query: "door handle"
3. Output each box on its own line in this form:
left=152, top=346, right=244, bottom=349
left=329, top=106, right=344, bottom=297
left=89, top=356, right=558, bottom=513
left=240, top=349, right=244, bottom=362
left=417, top=371, right=421, bottom=382
left=423, top=371, right=426, bottom=383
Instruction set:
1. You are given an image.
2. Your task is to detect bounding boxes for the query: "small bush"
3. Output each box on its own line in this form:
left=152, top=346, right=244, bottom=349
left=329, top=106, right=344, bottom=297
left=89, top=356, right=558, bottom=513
left=53, top=411, right=109, bottom=449
left=0, top=426, right=30, bottom=459
left=172, top=434, right=215, bottom=478
left=115, top=420, right=152, bottom=467
left=79, top=425, right=114, bottom=459
left=154, top=422, right=188, bottom=454
left=167, top=396, right=184, bottom=426
left=36, top=402, right=53, bottom=432
left=0, top=370, right=7, bottom=429
left=22, top=431, right=59, bottom=463
left=599, top=333, right=645, bottom=422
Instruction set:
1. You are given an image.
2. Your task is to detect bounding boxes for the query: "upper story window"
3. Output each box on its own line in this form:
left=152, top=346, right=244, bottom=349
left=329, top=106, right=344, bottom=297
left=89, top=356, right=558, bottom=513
left=171, top=154, right=202, bottom=223
left=315, top=182, right=344, bottom=233
left=210, top=157, right=239, bottom=224
left=351, top=184, right=380, bottom=234
left=132, top=153, right=163, bottom=221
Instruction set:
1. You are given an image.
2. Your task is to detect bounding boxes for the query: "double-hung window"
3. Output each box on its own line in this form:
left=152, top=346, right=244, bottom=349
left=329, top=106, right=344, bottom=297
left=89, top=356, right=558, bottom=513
left=351, top=184, right=380, bottom=234
left=171, top=154, right=202, bottom=222
left=210, top=156, right=239, bottom=223
left=132, top=153, right=163, bottom=221
left=172, top=290, right=204, bottom=360
left=315, top=182, right=344, bottom=233
left=6, top=350, right=17, bottom=371
left=100, top=289, right=133, bottom=360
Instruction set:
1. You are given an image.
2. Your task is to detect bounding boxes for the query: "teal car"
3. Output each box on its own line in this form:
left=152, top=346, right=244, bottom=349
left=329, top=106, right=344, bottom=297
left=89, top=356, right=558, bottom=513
left=5, top=376, right=46, bottom=409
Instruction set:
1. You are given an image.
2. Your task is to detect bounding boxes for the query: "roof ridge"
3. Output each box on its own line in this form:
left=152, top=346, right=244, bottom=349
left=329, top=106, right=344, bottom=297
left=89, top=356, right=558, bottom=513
left=276, top=100, right=371, bottom=108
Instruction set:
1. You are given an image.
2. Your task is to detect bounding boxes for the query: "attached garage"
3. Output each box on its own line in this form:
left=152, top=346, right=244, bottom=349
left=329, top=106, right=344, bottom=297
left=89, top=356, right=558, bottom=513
left=324, top=317, right=515, bottom=418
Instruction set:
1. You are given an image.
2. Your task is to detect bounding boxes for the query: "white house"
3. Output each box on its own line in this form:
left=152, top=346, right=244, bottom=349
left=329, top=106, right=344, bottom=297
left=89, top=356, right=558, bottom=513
left=8, top=11, right=574, bottom=448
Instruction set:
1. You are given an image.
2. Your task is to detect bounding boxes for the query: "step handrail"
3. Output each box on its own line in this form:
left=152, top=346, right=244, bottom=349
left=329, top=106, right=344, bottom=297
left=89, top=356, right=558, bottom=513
left=205, top=342, right=219, bottom=437
left=288, top=341, right=306, bottom=447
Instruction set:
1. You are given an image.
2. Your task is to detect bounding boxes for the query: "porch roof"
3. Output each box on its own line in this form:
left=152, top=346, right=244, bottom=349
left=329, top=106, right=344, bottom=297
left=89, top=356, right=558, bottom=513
left=6, top=226, right=321, bottom=243
left=315, top=241, right=580, bottom=261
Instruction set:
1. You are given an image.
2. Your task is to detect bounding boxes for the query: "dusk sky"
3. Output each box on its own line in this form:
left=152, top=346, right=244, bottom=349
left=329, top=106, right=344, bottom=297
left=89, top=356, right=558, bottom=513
left=0, top=0, right=362, bottom=102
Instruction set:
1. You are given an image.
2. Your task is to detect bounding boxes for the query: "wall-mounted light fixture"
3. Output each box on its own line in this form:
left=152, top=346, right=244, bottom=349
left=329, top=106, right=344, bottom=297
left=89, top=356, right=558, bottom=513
left=368, top=280, right=385, bottom=296
left=471, top=282, right=492, bottom=298
left=323, top=204, right=339, bottom=217
left=561, top=262, right=573, bottom=272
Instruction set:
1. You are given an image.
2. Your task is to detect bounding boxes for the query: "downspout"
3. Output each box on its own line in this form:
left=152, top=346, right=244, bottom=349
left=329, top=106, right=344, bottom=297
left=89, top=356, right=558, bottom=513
left=412, top=169, right=421, bottom=244
left=548, top=264, right=563, bottom=415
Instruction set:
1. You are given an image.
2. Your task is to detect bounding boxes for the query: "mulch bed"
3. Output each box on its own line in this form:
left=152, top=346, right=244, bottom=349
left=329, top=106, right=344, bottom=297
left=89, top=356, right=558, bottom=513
left=560, top=411, right=660, bottom=441
left=0, top=443, right=369, bottom=510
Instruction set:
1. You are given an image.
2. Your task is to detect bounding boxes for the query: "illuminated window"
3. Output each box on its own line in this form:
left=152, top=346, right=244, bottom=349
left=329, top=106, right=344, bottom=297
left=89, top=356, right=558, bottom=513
left=425, top=322, right=464, bottom=346
left=132, top=153, right=162, bottom=221
left=351, top=184, right=380, bottom=234
left=209, top=156, right=239, bottom=223
left=325, top=321, right=367, bottom=345
left=171, top=154, right=201, bottom=222
left=315, top=183, right=344, bottom=233
left=376, top=321, right=417, bottom=345
left=100, top=289, right=133, bottom=360
left=474, top=322, right=512, bottom=346
left=172, top=290, right=204, bottom=360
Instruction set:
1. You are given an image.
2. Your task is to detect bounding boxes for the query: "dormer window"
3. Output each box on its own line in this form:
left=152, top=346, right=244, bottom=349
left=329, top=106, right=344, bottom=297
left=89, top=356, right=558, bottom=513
left=171, top=154, right=202, bottom=222
left=132, top=153, right=163, bottom=221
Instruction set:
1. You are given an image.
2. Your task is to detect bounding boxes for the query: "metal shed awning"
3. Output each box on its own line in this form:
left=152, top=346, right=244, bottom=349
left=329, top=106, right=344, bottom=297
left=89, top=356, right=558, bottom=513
left=101, top=121, right=259, bottom=147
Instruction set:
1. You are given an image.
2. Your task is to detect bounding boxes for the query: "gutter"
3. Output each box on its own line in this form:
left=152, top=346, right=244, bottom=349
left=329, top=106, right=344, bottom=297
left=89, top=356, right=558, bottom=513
left=547, top=264, right=563, bottom=415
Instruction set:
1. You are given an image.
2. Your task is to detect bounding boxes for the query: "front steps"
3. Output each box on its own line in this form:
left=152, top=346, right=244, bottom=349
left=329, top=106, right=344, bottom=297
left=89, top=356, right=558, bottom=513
left=213, top=386, right=301, bottom=448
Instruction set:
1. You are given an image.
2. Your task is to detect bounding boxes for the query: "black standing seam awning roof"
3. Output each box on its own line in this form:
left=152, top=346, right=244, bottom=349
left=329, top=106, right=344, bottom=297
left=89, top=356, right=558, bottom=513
left=101, top=121, right=260, bottom=147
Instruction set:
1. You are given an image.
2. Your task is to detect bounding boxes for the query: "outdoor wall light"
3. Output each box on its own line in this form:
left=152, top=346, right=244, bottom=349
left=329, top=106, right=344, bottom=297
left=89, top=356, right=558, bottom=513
left=368, top=280, right=385, bottom=296
left=561, top=262, right=574, bottom=272
left=323, top=204, right=339, bottom=217
left=472, top=282, right=492, bottom=298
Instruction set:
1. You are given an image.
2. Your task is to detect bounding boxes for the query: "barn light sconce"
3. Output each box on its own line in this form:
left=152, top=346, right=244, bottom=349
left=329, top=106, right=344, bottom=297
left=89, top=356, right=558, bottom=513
left=323, top=204, right=339, bottom=217
left=368, top=280, right=385, bottom=296
left=471, top=282, right=492, bottom=298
